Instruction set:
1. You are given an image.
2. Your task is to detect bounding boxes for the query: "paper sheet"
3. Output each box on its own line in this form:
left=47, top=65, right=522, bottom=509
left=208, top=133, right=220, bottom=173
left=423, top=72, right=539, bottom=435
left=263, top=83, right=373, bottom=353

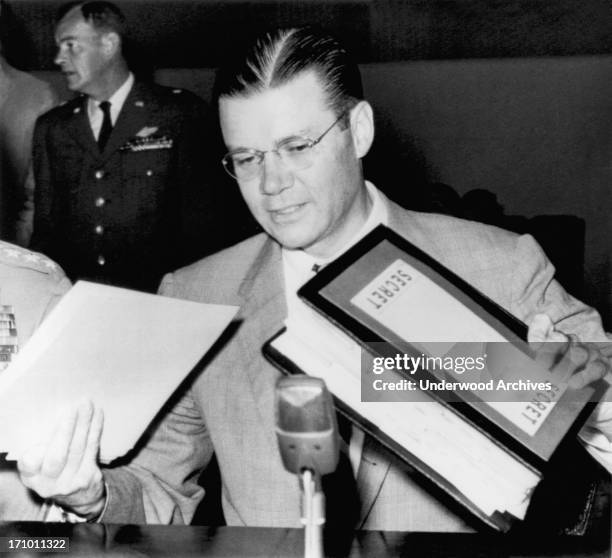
left=0, top=281, right=238, bottom=463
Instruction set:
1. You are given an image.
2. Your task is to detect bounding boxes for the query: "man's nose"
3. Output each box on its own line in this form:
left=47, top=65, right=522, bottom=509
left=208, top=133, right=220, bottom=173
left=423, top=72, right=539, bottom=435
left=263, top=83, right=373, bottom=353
left=54, top=48, right=66, bottom=67
left=260, top=152, right=293, bottom=195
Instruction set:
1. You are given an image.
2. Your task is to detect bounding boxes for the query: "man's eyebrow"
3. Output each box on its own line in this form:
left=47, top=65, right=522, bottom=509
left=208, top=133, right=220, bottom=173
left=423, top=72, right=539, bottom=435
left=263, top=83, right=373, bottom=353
left=225, top=128, right=314, bottom=153
left=56, top=35, right=78, bottom=44
left=273, top=128, right=317, bottom=147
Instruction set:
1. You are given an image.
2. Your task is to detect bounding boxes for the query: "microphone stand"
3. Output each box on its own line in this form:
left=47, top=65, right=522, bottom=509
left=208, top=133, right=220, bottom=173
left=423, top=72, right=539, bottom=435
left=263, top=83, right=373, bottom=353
left=300, top=469, right=325, bottom=558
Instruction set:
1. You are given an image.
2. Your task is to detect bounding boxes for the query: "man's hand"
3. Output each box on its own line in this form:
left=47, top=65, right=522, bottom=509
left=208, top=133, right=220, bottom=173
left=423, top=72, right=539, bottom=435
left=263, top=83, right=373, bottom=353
left=17, top=400, right=106, bottom=520
left=528, top=314, right=610, bottom=390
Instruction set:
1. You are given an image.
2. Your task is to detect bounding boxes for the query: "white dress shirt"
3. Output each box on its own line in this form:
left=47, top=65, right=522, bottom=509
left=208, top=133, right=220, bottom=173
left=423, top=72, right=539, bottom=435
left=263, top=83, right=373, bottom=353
left=87, top=73, right=134, bottom=140
left=282, top=181, right=389, bottom=475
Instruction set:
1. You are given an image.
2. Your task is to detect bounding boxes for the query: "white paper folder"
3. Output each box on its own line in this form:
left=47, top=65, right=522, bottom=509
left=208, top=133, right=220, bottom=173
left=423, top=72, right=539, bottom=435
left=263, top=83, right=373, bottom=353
left=0, top=281, right=238, bottom=463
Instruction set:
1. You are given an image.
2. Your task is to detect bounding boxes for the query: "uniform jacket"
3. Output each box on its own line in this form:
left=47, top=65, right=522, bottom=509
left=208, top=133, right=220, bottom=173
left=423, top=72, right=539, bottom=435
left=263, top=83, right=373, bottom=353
left=30, top=80, right=230, bottom=292
left=101, top=195, right=610, bottom=529
left=0, top=241, right=70, bottom=520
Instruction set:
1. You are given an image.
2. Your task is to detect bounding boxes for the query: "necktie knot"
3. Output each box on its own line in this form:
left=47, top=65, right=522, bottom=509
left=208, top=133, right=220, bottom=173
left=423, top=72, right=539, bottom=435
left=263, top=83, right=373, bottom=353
left=97, top=100, right=113, bottom=151
left=99, top=100, right=111, bottom=115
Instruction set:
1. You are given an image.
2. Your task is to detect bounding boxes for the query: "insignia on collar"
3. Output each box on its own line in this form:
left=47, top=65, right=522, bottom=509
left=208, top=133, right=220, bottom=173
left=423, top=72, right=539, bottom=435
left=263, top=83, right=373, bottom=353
left=134, top=100, right=145, bottom=107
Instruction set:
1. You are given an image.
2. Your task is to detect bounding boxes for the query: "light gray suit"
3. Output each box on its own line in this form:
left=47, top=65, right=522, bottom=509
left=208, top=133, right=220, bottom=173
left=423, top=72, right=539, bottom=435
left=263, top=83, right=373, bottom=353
left=101, top=194, right=610, bottom=530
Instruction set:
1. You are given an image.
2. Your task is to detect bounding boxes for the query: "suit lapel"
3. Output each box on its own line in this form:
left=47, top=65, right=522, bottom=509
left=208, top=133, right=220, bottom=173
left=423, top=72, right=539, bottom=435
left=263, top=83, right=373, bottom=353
left=99, top=81, right=151, bottom=161
left=355, top=432, right=392, bottom=527
left=65, top=96, right=99, bottom=159
left=235, top=237, right=287, bottom=426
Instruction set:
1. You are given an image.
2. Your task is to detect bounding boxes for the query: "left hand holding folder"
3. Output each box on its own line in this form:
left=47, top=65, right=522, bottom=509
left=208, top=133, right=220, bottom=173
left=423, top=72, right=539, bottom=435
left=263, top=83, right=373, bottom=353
left=528, top=313, right=610, bottom=390
left=528, top=314, right=612, bottom=444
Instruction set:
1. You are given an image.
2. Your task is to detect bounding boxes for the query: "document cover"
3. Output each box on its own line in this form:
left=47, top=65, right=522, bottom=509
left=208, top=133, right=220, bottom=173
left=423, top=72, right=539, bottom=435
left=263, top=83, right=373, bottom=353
left=264, top=225, right=607, bottom=531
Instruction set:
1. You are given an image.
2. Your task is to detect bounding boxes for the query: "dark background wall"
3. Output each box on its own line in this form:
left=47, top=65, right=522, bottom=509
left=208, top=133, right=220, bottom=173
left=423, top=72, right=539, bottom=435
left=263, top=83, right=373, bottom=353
left=2, top=0, right=611, bottom=326
left=3, top=0, right=612, bottom=69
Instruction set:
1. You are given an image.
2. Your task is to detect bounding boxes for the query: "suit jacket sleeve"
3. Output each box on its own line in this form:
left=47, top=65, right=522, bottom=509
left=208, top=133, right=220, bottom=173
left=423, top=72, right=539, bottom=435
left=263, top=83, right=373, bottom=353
left=101, top=273, right=214, bottom=524
left=507, top=234, right=609, bottom=342
left=506, top=234, right=612, bottom=470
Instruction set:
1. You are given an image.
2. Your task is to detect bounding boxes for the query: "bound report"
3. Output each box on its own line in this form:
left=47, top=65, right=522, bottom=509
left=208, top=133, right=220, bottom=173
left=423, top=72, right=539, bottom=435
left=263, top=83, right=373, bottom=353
left=263, top=225, right=607, bottom=532
left=0, top=281, right=238, bottom=463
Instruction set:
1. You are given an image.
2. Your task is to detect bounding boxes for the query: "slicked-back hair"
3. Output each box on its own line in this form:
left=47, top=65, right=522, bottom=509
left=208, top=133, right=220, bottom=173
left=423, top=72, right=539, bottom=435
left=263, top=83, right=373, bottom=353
left=214, top=27, right=363, bottom=117
left=57, top=1, right=126, bottom=38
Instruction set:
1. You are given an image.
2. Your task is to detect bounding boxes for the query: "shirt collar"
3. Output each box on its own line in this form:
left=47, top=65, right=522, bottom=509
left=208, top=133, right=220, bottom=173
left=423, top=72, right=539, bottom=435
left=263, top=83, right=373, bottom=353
left=282, top=181, right=389, bottom=288
left=87, top=72, right=135, bottom=123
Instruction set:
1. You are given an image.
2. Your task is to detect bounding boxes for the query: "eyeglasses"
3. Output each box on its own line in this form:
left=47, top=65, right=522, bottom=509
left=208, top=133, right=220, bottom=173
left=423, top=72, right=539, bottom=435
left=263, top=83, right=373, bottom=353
left=221, top=112, right=346, bottom=181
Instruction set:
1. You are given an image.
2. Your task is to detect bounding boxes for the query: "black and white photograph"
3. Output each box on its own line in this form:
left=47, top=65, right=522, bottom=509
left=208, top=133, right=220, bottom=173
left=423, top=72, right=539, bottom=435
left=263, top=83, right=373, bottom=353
left=0, top=1, right=610, bottom=556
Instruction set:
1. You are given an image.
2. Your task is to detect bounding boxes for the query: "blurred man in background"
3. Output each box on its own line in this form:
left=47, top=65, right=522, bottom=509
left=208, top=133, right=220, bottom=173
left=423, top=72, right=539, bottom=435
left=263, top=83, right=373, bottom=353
left=0, top=0, right=58, bottom=245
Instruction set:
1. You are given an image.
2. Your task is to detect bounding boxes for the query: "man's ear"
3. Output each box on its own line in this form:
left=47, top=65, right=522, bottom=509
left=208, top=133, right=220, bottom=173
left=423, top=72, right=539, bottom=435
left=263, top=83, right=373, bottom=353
left=100, top=31, right=120, bottom=57
left=348, top=100, right=374, bottom=159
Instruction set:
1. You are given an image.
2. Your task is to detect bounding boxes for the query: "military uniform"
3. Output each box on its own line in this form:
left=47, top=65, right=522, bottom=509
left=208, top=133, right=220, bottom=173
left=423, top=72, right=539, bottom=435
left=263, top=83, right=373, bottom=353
left=0, top=241, right=70, bottom=520
left=30, top=81, right=250, bottom=293
left=0, top=240, right=70, bottom=345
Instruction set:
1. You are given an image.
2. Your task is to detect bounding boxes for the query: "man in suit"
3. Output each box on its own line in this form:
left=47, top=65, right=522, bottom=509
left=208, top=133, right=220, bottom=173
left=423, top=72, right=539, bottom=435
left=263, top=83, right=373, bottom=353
left=30, top=1, right=248, bottom=292
left=15, top=28, right=612, bottom=529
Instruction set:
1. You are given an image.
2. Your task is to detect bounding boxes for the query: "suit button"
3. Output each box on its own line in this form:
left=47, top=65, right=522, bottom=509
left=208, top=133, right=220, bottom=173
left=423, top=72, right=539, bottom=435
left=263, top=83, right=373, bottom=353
left=95, top=170, right=105, bottom=179
left=95, top=225, right=104, bottom=235
left=146, top=169, right=153, bottom=177
left=97, top=255, right=106, bottom=266
left=95, top=197, right=106, bottom=207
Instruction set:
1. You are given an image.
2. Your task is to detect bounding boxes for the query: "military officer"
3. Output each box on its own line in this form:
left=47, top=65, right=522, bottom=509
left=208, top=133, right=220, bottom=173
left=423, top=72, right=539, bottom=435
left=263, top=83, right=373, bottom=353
left=0, top=239, right=70, bottom=520
left=30, top=1, right=252, bottom=293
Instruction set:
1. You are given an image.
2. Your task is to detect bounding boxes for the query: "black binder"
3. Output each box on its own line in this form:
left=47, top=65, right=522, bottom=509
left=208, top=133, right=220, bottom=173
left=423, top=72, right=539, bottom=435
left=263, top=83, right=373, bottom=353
left=263, top=225, right=608, bottom=532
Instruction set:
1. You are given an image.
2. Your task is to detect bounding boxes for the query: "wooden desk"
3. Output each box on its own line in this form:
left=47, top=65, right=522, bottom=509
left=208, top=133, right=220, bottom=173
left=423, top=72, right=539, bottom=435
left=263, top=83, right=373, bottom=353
left=0, top=523, right=609, bottom=557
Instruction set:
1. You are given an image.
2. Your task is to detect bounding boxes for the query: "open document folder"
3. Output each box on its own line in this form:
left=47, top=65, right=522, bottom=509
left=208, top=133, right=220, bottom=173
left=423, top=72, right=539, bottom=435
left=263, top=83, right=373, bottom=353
left=264, top=225, right=605, bottom=532
left=266, top=312, right=540, bottom=530
left=0, top=281, right=238, bottom=463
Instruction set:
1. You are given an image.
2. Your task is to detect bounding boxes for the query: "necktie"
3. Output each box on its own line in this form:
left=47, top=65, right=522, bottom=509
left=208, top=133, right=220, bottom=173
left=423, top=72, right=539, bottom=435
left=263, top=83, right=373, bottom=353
left=322, top=413, right=361, bottom=534
left=97, top=100, right=113, bottom=151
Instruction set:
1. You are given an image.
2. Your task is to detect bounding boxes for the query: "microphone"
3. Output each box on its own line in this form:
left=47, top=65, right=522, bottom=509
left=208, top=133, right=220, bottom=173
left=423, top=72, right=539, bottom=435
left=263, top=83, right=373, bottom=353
left=275, top=376, right=339, bottom=558
left=275, top=375, right=339, bottom=478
